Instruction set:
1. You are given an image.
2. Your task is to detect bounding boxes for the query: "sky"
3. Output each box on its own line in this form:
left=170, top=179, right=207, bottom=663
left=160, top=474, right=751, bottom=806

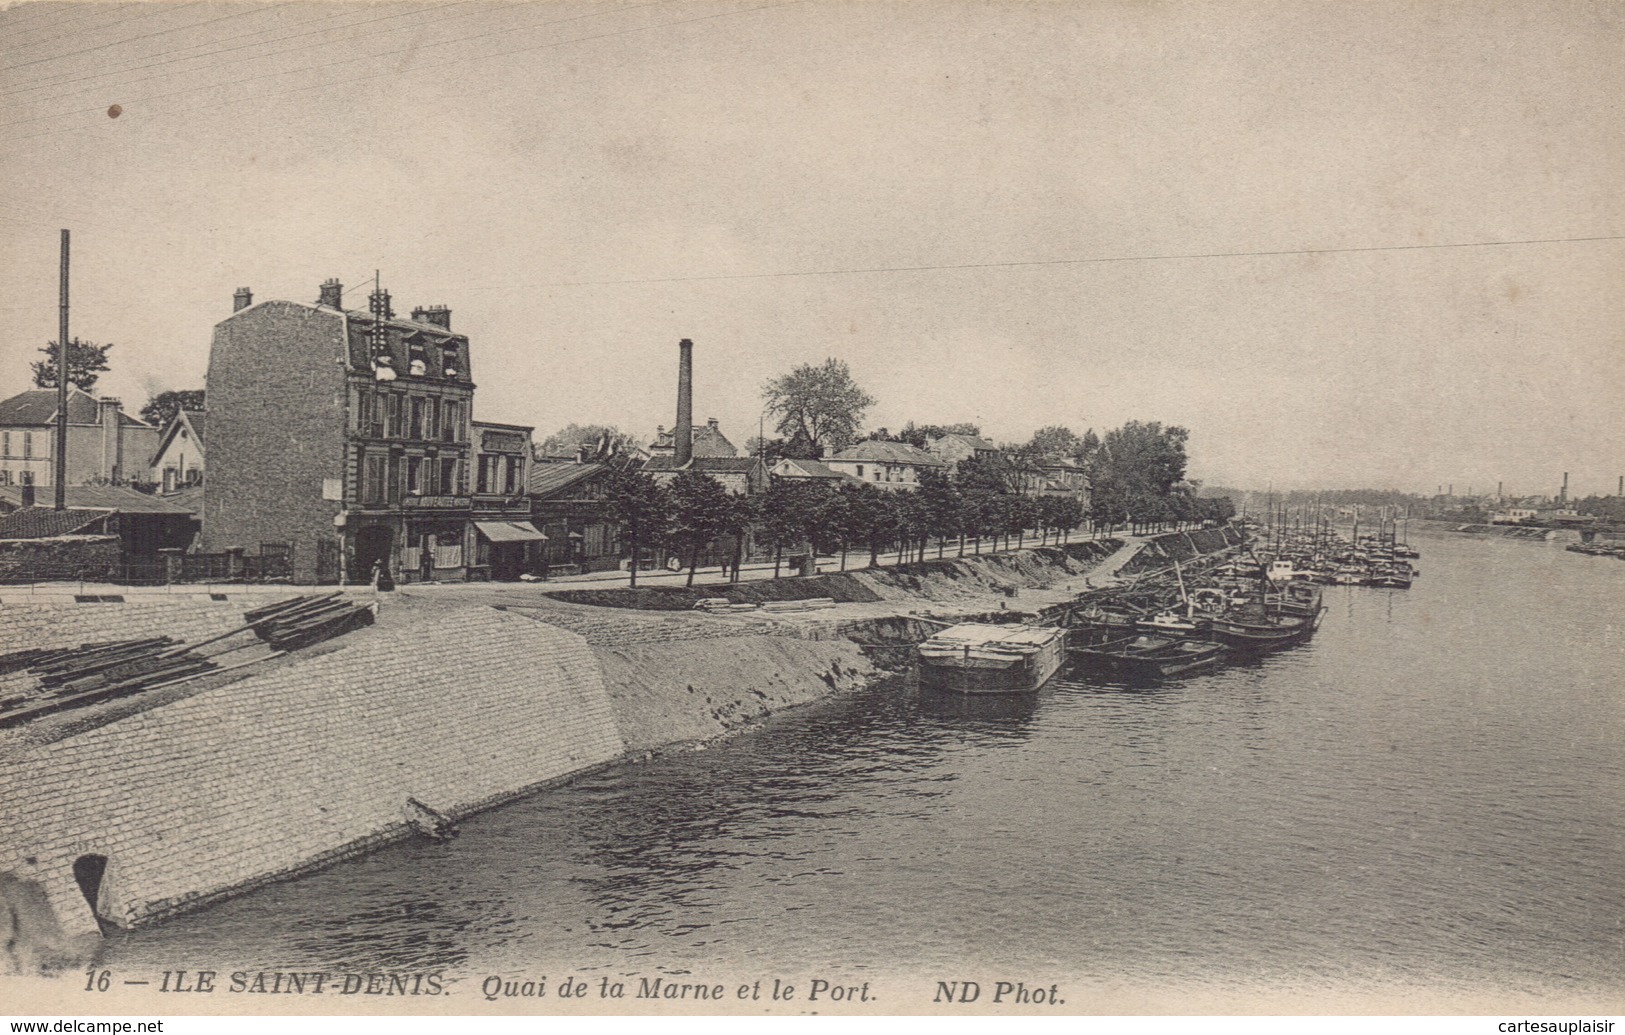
left=0, top=0, right=1621, bottom=497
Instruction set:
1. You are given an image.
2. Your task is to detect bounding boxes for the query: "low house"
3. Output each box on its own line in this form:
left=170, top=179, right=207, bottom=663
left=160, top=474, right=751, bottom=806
left=0, top=484, right=198, bottom=561
left=649, top=417, right=738, bottom=459
left=149, top=409, right=206, bottom=493
left=643, top=454, right=769, bottom=496
left=527, top=459, right=622, bottom=574
left=467, top=420, right=546, bottom=581
left=1014, top=456, right=1091, bottom=501
left=0, top=388, right=158, bottom=489
left=770, top=457, right=864, bottom=486
left=926, top=432, right=999, bottom=472
left=823, top=439, right=946, bottom=490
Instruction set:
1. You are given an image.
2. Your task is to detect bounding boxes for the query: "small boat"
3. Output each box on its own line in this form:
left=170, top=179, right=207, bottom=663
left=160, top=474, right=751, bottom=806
left=916, top=622, right=1068, bottom=694
left=1072, top=634, right=1223, bottom=680
left=1207, top=610, right=1317, bottom=650
left=1136, top=609, right=1208, bottom=638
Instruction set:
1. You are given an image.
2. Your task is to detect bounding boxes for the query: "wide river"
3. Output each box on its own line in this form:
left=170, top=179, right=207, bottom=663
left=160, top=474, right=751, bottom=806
left=100, top=529, right=1624, bottom=1010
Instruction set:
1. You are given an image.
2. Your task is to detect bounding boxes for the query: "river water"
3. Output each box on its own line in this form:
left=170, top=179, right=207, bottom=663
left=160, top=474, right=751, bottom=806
left=100, top=530, right=1625, bottom=1007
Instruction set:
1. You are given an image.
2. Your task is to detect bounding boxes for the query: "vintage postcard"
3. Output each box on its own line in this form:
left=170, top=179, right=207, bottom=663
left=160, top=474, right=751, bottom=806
left=1, top=0, right=1622, bottom=1022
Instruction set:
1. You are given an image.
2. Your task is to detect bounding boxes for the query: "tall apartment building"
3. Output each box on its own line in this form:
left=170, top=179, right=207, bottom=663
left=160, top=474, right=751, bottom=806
left=202, top=279, right=541, bottom=584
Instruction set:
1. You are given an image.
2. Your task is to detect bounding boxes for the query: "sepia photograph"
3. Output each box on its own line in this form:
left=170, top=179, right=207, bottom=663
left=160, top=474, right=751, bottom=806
left=0, top=0, right=1621, bottom=1021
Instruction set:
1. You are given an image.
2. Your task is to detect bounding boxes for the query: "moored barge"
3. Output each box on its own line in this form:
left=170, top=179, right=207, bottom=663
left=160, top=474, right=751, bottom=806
left=916, top=623, right=1068, bottom=694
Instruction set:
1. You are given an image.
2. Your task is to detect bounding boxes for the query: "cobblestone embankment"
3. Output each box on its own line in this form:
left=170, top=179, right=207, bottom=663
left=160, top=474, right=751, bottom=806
left=0, top=531, right=1233, bottom=969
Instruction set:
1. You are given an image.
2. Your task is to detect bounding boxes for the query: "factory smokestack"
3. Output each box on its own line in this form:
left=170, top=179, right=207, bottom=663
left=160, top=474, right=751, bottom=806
left=1561, top=472, right=1569, bottom=503
left=675, top=339, right=694, bottom=467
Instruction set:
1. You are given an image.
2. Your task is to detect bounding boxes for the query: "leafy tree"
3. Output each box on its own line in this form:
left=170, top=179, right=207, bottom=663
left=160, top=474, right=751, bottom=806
left=955, top=452, right=1018, bottom=495
left=666, top=470, right=734, bottom=586
left=825, top=483, right=870, bottom=569
left=763, top=358, right=875, bottom=453
left=1088, top=420, right=1190, bottom=532
left=744, top=429, right=821, bottom=464
left=32, top=338, right=113, bottom=392
left=1025, top=425, right=1082, bottom=460
left=841, top=482, right=898, bottom=567
left=804, top=482, right=848, bottom=562
left=600, top=465, right=670, bottom=587
left=140, top=389, right=205, bottom=429
left=916, top=467, right=962, bottom=558
left=758, top=479, right=825, bottom=577
left=719, top=492, right=759, bottom=583
left=538, top=423, right=637, bottom=460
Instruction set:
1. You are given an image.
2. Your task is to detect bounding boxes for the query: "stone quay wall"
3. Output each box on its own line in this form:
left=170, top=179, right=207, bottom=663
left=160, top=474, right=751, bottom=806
left=0, top=602, right=625, bottom=954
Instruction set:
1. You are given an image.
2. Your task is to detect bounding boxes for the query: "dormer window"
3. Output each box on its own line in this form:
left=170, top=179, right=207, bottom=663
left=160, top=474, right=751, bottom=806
left=442, top=342, right=461, bottom=379
left=407, top=335, right=428, bottom=377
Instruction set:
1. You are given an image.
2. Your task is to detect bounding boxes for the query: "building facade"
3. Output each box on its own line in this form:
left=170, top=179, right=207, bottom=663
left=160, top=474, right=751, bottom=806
left=149, top=409, right=205, bottom=493
left=0, top=388, right=158, bottom=489
left=203, top=279, right=541, bottom=584
left=824, top=439, right=946, bottom=490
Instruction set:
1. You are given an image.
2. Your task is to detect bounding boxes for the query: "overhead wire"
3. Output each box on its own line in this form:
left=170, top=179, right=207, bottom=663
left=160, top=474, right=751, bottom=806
left=534, top=233, right=1625, bottom=288
left=0, top=0, right=683, bottom=129
left=6, top=0, right=486, bottom=100
left=0, top=1, right=228, bottom=73
left=4, top=0, right=787, bottom=141
left=0, top=2, right=147, bottom=48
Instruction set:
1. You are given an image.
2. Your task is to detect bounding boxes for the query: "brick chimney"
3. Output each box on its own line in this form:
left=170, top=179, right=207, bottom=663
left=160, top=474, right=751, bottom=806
left=99, top=397, right=124, bottom=483
left=233, top=287, right=253, bottom=312
left=317, top=278, right=343, bottom=308
left=675, top=339, right=694, bottom=466
left=411, top=305, right=451, bottom=330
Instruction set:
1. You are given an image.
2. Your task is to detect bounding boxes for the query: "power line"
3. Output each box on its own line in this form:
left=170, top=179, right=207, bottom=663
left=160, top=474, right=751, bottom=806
left=541, top=233, right=1625, bottom=287
left=0, top=0, right=681, bottom=130
left=6, top=0, right=797, bottom=142
left=5, top=1, right=485, bottom=100
left=0, top=3, right=146, bottom=48
left=0, top=2, right=278, bottom=75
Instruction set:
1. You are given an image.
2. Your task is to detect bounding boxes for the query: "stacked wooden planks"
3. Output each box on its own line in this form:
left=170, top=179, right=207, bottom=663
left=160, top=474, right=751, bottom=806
left=0, top=594, right=376, bottom=730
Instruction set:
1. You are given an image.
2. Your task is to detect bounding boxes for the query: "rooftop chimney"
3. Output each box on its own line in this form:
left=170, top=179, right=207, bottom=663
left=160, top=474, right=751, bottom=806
left=318, top=278, right=343, bottom=308
left=675, top=339, right=694, bottom=467
left=411, top=305, right=451, bottom=330
left=707, top=417, right=719, bottom=431
left=99, top=396, right=123, bottom=483
left=233, top=287, right=253, bottom=312
left=369, top=287, right=393, bottom=320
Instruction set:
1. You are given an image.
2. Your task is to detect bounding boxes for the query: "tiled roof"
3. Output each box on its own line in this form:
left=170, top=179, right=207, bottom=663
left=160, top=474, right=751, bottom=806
left=0, top=506, right=107, bottom=539
left=527, top=461, right=607, bottom=499
left=0, top=484, right=195, bottom=514
left=773, top=458, right=863, bottom=483
left=0, top=388, right=150, bottom=428
left=160, top=485, right=205, bottom=514
left=934, top=433, right=997, bottom=452
left=829, top=439, right=945, bottom=465
left=643, top=455, right=762, bottom=473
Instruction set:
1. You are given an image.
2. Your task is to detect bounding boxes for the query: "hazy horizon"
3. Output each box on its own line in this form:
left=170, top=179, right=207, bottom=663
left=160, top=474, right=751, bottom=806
left=2, top=1, right=1621, bottom=498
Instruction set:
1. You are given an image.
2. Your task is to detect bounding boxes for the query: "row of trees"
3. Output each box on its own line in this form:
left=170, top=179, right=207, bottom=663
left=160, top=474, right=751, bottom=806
left=601, top=464, right=1094, bottom=587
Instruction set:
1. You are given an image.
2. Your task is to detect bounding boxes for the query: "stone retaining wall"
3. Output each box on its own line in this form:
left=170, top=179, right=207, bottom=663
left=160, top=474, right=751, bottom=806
left=0, top=603, right=624, bottom=949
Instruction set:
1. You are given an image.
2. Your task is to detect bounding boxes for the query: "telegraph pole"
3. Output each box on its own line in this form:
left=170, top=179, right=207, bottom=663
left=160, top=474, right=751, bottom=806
left=55, top=229, right=69, bottom=511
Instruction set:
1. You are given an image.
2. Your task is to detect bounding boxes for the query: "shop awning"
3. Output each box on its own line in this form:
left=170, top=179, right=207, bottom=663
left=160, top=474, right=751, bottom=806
left=474, top=520, right=549, bottom=543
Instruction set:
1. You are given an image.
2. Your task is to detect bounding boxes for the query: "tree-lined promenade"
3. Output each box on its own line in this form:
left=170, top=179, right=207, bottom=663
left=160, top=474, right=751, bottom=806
left=600, top=359, right=1237, bottom=587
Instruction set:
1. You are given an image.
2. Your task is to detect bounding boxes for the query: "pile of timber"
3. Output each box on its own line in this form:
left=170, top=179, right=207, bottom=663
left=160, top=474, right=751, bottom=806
left=245, top=593, right=375, bottom=650
left=0, top=593, right=375, bottom=730
left=0, top=637, right=215, bottom=729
